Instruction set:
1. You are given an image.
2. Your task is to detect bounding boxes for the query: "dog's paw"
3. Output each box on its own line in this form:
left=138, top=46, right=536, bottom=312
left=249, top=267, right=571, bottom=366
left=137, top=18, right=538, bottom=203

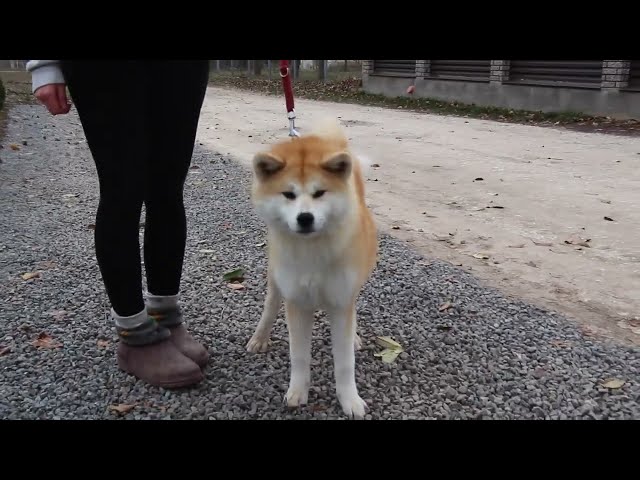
left=246, top=335, right=270, bottom=353
left=354, top=333, right=362, bottom=351
left=285, top=385, right=309, bottom=408
left=338, top=392, right=368, bottom=420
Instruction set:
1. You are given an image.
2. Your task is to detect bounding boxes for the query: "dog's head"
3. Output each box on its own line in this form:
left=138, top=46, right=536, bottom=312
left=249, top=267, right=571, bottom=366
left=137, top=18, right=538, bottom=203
left=251, top=120, right=357, bottom=237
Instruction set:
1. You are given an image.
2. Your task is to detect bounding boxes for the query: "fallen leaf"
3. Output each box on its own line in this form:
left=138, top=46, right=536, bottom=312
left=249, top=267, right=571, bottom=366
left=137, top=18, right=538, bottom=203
left=109, top=404, right=136, bottom=415
left=438, top=301, right=453, bottom=312
left=472, top=253, right=490, bottom=260
left=487, top=205, right=504, bottom=209
left=87, top=224, right=96, bottom=230
left=374, top=349, right=402, bottom=363
left=0, top=346, right=11, bottom=356
left=601, top=379, right=625, bottom=389
left=371, top=163, right=380, bottom=168
left=474, top=177, right=484, bottom=181
left=32, top=333, right=62, bottom=349
left=21, top=272, right=40, bottom=281
left=391, top=226, right=400, bottom=230
left=604, top=216, right=614, bottom=222
left=189, top=165, right=201, bottom=170
left=374, top=337, right=403, bottom=361
left=508, top=243, right=526, bottom=248
left=227, top=283, right=246, bottom=291
left=97, top=339, right=110, bottom=348
left=199, top=249, right=216, bottom=254
left=600, top=199, right=611, bottom=204
left=375, top=336, right=403, bottom=350
left=564, top=234, right=591, bottom=248
left=10, top=144, right=21, bottom=151
left=222, top=268, right=245, bottom=282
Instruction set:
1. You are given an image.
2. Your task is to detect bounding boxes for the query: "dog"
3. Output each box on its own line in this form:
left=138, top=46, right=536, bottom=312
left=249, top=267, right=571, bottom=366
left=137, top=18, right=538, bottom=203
left=245, top=117, right=378, bottom=419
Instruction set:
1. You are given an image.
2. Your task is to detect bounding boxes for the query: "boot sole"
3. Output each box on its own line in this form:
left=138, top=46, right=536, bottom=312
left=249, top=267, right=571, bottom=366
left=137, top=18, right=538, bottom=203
left=117, top=357, right=205, bottom=389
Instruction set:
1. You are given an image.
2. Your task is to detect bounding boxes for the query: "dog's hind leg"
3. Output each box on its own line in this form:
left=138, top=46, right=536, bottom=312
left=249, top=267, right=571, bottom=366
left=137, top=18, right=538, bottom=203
left=328, top=303, right=368, bottom=419
left=246, top=274, right=282, bottom=353
left=284, top=302, right=314, bottom=408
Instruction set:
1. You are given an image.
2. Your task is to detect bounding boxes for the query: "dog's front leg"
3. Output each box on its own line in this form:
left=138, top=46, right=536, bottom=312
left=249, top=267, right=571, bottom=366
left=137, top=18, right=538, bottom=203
left=246, top=274, right=282, bottom=353
left=284, top=301, right=314, bottom=408
left=328, top=304, right=367, bottom=419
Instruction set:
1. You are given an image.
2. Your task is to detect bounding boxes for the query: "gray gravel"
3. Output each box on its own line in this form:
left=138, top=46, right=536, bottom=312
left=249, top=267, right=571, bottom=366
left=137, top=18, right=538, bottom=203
left=1, top=105, right=639, bottom=420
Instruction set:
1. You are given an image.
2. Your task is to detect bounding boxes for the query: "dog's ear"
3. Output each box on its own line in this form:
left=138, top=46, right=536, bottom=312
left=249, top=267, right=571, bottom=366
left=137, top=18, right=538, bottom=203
left=253, top=152, right=284, bottom=179
left=322, top=151, right=352, bottom=177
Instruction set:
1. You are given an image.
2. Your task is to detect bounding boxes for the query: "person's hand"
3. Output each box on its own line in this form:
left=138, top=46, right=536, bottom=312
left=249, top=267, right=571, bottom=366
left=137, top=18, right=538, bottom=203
left=34, top=84, right=71, bottom=115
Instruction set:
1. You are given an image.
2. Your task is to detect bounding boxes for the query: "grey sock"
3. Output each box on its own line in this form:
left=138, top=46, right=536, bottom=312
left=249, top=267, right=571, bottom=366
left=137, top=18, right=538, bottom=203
left=145, top=292, right=178, bottom=311
left=111, top=307, right=170, bottom=346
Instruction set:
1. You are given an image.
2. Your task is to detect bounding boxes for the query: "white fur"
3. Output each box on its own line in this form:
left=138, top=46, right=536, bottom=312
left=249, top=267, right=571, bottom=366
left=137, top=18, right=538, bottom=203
left=247, top=152, right=369, bottom=418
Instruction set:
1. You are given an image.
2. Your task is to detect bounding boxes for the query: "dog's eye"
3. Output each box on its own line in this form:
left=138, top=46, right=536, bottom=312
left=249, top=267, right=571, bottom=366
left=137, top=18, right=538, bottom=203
left=282, top=191, right=296, bottom=200
left=312, top=190, right=326, bottom=199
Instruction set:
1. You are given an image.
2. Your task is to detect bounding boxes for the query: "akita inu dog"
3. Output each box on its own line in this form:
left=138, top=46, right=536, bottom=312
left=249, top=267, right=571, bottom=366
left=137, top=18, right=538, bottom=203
left=246, top=118, right=378, bottom=419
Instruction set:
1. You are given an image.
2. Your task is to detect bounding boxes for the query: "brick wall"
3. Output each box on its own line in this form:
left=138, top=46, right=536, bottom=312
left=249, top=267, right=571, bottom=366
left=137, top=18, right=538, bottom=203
left=601, top=60, right=630, bottom=89
left=490, top=60, right=510, bottom=83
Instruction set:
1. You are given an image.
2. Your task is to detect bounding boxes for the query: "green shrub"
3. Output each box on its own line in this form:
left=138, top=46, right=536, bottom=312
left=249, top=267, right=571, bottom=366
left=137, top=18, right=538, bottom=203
left=0, top=78, right=5, bottom=111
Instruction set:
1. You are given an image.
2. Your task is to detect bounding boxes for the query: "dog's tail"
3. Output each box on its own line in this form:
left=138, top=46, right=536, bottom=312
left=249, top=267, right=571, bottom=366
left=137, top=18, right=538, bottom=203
left=309, top=116, right=374, bottom=175
left=309, top=116, right=348, bottom=144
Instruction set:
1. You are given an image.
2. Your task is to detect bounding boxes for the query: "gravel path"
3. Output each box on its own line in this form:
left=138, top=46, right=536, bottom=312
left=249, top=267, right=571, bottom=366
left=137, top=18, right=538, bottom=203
left=1, top=104, right=639, bottom=420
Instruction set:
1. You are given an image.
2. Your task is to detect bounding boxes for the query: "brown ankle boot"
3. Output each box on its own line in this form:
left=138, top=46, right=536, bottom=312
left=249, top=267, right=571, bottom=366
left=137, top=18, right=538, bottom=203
left=147, top=306, right=209, bottom=368
left=115, top=318, right=204, bottom=388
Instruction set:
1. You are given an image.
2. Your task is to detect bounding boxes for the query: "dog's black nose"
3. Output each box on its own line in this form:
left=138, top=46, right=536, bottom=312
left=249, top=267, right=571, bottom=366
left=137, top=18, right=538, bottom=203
left=297, top=212, right=314, bottom=229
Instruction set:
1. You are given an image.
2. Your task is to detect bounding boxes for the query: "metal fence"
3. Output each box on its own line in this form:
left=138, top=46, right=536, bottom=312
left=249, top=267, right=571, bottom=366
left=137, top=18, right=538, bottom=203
left=209, top=60, right=362, bottom=82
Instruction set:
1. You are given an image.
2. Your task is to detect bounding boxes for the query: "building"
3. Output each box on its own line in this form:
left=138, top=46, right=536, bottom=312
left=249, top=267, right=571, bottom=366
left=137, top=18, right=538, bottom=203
left=362, top=60, right=640, bottom=120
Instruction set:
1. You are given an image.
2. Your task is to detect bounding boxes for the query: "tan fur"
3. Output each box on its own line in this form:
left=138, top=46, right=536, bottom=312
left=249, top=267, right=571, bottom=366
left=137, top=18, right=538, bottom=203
left=246, top=118, right=378, bottom=419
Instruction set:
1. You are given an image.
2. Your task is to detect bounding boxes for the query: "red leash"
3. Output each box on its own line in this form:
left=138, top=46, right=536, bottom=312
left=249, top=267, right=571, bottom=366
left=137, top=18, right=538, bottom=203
left=279, top=60, right=300, bottom=137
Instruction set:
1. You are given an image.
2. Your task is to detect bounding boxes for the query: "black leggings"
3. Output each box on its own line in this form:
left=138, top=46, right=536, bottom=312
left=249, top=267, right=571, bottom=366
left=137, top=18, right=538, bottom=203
left=61, top=61, right=210, bottom=316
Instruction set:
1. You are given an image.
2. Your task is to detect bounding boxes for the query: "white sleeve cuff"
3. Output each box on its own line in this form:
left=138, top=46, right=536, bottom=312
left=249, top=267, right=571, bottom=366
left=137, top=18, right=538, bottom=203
left=31, top=64, right=65, bottom=93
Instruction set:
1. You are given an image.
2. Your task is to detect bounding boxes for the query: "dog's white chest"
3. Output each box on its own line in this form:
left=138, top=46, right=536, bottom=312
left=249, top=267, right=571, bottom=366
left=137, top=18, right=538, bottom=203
left=274, top=261, right=356, bottom=310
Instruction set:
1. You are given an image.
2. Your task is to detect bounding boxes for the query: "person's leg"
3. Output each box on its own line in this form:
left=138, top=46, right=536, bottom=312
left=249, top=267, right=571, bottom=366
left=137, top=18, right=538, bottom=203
left=60, top=61, right=203, bottom=387
left=141, top=61, right=210, bottom=366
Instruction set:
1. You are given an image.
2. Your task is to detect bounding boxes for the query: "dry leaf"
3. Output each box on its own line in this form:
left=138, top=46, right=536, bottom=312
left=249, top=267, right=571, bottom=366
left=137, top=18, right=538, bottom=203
left=0, top=346, right=11, bottom=356
left=374, top=336, right=404, bottom=363
left=109, top=404, right=136, bottom=415
left=10, top=144, right=21, bottom=151
left=604, top=216, right=614, bottom=222
left=391, top=226, right=400, bottom=230
left=97, top=339, right=110, bottom=348
left=472, top=253, right=490, bottom=260
left=223, top=268, right=245, bottom=282
left=564, top=234, right=591, bottom=248
left=374, top=349, right=402, bottom=363
left=21, top=272, right=40, bottom=281
left=227, top=283, right=245, bottom=291
left=376, top=336, right=403, bottom=350
left=474, top=177, right=484, bottom=181
left=508, top=243, right=525, bottom=248
left=32, top=333, right=62, bottom=349
left=438, top=301, right=453, bottom=312
left=601, top=379, right=625, bottom=389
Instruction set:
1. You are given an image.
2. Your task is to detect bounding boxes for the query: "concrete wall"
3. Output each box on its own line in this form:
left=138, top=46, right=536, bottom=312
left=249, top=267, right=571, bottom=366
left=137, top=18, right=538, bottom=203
left=362, top=60, right=640, bottom=120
